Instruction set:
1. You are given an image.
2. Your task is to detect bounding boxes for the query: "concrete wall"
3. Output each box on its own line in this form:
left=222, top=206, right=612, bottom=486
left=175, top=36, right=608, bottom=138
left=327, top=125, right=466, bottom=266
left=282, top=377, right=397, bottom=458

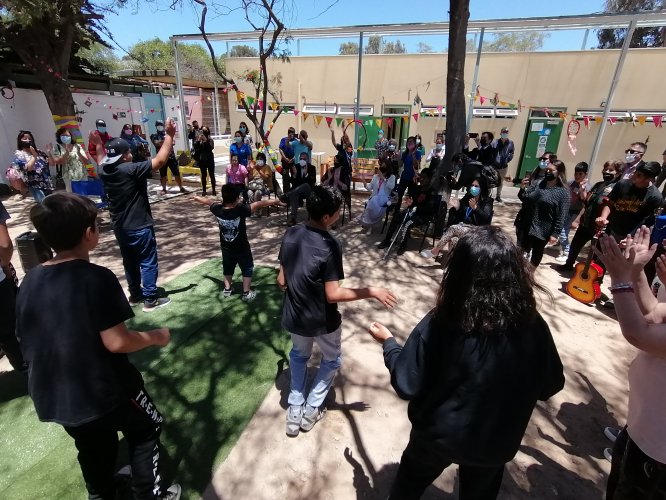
left=226, top=49, right=666, bottom=182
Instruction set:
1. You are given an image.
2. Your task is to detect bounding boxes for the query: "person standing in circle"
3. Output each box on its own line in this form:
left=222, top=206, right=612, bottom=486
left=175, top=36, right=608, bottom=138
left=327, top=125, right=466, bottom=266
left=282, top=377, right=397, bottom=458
left=151, top=120, right=187, bottom=195
left=193, top=126, right=217, bottom=196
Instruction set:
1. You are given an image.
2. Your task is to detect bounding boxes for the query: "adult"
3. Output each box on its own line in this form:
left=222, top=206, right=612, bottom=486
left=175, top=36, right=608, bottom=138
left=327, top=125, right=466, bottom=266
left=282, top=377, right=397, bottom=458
left=422, top=175, right=494, bottom=259
left=279, top=127, right=296, bottom=192
left=150, top=120, right=187, bottom=195
left=385, top=139, right=401, bottom=178
left=415, top=134, right=426, bottom=167
left=239, top=121, right=254, bottom=148
left=655, top=147, right=666, bottom=194
left=120, top=124, right=150, bottom=162
left=247, top=152, right=274, bottom=204
left=0, top=200, right=26, bottom=372
left=291, top=129, right=313, bottom=165
left=89, top=118, right=179, bottom=312
left=464, top=131, right=497, bottom=170
left=330, top=129, right=353, bottom=213
left=492, top=127, right=515, bottom=203
left=226, top=154, right=249, bottom=203
left=280, top=151, right=317, bottom=226
left=396, top=136, right=421, bottom=208
left=597, top=227, right=666, bottom=500
left=87, top=119, right=111, bottom=160
left=187, top=120, right=201, bottom=145
left=555, top=160, right=624, bottom=272
left=369, top=226, right=564, bottom=500
left=375, top=129, right=389, bottom=160
left=556, top=162, right=591, bottom=263
left=517, top=160, right=570, bottom=267
left=193, top=125, right=217, bottom=196
left=622, top=141, right=647, bottom=180
left=358, top=159, right=396, bottom=234
left=426, top=136, right=445, bottom=171
left=48, top=127, right=90, bottom=192
left=11, top=130, right=53, bottom=203
left=230, top=130, right=252, bottom=167
left=528, top=152, right=557, bottom=187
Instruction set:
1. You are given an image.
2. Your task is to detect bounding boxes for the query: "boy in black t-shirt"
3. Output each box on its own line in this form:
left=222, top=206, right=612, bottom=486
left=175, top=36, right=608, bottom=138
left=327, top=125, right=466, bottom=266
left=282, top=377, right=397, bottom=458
left=15, top=193, right=180, bottom=500
left=194, top=184, right=283, bottom=301
left=277, top=185, right=397, bottom=437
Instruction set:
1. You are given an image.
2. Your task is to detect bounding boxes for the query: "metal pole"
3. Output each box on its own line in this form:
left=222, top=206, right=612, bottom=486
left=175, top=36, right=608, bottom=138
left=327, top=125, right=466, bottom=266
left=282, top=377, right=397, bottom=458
left=581, top=29, right=590, bottom=50
left=213, top=84, right=220, bottom=135
left=172, top=39, right=189, bottom=152
left=588, top=20, right=636, bottom=177
left=354, top=32, right=364, bottom=150
left=466, top=28, right=484, bottom=133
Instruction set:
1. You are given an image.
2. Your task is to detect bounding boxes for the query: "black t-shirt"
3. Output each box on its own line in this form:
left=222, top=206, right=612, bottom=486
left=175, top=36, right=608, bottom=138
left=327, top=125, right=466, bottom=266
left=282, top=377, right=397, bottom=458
left=101, top=159, right=154, bottom=230
left=150, top=131, right=177, bottom=161
left=608, top=180, right=663, bottom=236
left=279, top=225, right=344, bottom=336
left=16, top=260, right=142, bottom=426
left=210, top=202, right=252, bottom=253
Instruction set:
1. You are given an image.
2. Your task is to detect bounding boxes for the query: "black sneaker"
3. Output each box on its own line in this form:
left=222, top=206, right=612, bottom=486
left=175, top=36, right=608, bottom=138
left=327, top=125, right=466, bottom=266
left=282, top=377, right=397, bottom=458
left=554, top=263, right=573, bottom=273
left=396, top=245, right=407, bottom=256
left=128, top=295, right=144, bottom=307
left=377, top=241, right=389, bottom=250
left=278, top=193, right=288, bottom=204
left=495, top=197, right=502, bottom=203
left=143, top=297, right=171, bottom=312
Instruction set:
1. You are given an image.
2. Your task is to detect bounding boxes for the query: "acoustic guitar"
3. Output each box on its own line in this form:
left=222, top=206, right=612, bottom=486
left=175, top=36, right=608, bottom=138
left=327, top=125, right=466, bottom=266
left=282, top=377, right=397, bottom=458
left=566, top=232, right=605, bottom=304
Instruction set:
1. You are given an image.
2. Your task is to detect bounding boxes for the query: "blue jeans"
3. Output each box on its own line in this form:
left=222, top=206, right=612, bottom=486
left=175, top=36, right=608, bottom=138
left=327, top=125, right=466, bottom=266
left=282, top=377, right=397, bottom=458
left=288, top=327, right=342, bottom=409
left=114, top=226, right=159, bottom=300
left=558, top=210, right=579, bottom=253
left=29, top=187, right=52, bottom=203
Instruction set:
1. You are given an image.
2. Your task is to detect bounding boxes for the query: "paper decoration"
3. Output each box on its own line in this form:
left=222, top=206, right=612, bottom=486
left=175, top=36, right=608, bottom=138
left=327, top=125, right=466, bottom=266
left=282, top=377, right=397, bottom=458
left=84, top=98, right=92, bottom=108
left=402, top=116, right=409, bottom=123
left=594, top=117, right=602, bottom=124
left=386, top=117, right=394, bottom=126
left=412, top=113, right=419, bottom=122
left=583, top=116, right=590, bottom=128
left=480, top=96, right=486, bottom=105
left=270, top=102, right=279, bottom=111
left=293, top=109, right=299, bottom=116
left=638, top=116, right=647, bottom=125
left=654, top=116, right=663, bottom=128
left=336, top=118, right=343, bottom=127
left=375, top=119, right=382, bottom=128
left=246, top=96, right=255, bottom=106
left=141, top=117, right=149, bottom=123
left=302, top=113, right=309, bottom=122
left=325, top=117, right=333, bottom=127
left=258, top=100, right=264, bottom=111
left=609, top=117, right=617, bottom=125
left=112, top=114, right=118, bottom=120
left=314, top=115, right=323, bottom=126
left=490, top=94, right=499, bottom=106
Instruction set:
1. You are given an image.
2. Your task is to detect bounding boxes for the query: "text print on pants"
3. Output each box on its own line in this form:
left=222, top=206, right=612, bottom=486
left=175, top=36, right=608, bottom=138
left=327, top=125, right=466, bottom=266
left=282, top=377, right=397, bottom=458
left=133, top=389, right=164, bottom=425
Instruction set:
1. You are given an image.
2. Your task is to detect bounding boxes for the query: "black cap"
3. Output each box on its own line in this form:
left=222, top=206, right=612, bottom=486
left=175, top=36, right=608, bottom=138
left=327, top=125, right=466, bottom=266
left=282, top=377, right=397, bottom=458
left=95, top=119, right=106, bottom=127
left=155, top=120, right=164, bottom=126
left=100, top=138, right=131, bottom=165
left=636, top=161, right=661, bottom=179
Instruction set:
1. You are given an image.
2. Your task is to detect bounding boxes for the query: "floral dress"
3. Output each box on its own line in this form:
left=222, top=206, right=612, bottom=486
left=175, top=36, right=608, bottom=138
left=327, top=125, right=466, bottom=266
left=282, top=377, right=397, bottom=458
left=53, top=143, right=88, bottom=181
left=12, top=150, right=53, bottom=191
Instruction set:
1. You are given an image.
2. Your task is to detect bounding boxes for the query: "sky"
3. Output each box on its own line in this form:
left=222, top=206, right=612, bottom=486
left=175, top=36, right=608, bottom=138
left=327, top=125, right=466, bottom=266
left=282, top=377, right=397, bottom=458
left=104, top=0, right=608, bottom=57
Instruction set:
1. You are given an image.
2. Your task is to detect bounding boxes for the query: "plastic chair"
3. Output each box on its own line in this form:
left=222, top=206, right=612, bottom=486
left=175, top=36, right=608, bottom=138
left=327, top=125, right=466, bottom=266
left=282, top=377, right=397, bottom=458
left=71, top=179, right=108, bottom=209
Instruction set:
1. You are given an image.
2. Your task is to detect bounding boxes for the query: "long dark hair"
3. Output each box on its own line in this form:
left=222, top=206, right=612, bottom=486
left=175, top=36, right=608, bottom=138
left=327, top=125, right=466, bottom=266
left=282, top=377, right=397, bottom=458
left=433, top=226, right=544, bottom=334
left=17, top=130, right=36, bottom=150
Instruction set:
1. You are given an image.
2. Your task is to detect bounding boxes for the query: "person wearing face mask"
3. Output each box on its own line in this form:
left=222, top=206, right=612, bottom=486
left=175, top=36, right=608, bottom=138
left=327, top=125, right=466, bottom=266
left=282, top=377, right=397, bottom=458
left=492, top=127, right=515, bottom=203
left=120, top=124, right=150, bottom=162
left=622, top=142, right=647, bottom=180
left=527, top=152, right=556, bottom=187
left=358, top=159, right=396, bottom=234
left=396, top=136, right=422, bottom=209
left=279, top=127, right=296, bottom=192
left=414, top=134, right=426, bottom=160
left=238, top=121, right=254, bottom=148
left=230, top=130, right=252, bottom=167
left=193, top=126, right=217, bottom=196
left=517, top=160, right=570, bottom=267
left=330, top=129, right=353, bottom=190
left=375, top=129, right=389, bottom=160
left=48, top=127, right=91, bottom=192
left=188, top=120, right=201, bottom=144
left=247, top=152, right=274, bottom=204
left=151, top=120, right=187, bottom=195
left=464, top=131, right=497, bottom=170
left=654, top=148, right=666, bottom=194
left=291, top=129, right=313, bottom=165
left=89, top=118, right=181, bottom=311
left=11, top=130, right=54, bottom=203
left=279, top=152, right=316, bottom=226
left=421, top=175, right=494, bottom=259
left=555, top=160, right=625, bottom=273
left=385, top=139, right=401, bottom=178
left=426, top=137, right=446, bottom=171
left=87, top=119, right=112, bottom=160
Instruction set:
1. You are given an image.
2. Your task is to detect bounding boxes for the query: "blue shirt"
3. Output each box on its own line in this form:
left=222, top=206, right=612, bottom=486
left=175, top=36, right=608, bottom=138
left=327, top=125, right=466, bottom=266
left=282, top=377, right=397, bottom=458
left=291, top=140, right=311, bottom=164
left=279, top=136, right=294, bottom=160
left=401, top=150, right=422, bottom=181
left=230, top=142, right=252, bottom=166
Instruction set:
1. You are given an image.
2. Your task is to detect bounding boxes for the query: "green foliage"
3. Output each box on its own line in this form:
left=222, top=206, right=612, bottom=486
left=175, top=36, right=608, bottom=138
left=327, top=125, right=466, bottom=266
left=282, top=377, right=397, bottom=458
left=77, top=42, right=121, bottom=75
left=338, top=41, right=359, bottom=55
left=597, top=0, right=665, bottom=48
left=228, top=44, right=259, bottom=57
left=483, top=32, right=548, bottom=52
left=417, top=42, right=434, bottom=53
left=383, top=40, right=406, bottom=54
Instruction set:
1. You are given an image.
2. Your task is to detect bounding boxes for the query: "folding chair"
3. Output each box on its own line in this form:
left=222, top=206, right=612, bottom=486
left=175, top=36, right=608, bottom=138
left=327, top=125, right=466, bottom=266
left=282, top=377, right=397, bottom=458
left=71, top=179, right=108, bottom=210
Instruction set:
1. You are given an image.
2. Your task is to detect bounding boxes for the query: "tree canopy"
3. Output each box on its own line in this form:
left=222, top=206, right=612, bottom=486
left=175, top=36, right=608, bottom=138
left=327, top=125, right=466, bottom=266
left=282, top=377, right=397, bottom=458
left=228, top=45, right=259, bottom=57
left=483, top=32, right=548, bottom=52
left=338, top=36, right=407, bottom=55
left=597, top=0, right=666, bottom=48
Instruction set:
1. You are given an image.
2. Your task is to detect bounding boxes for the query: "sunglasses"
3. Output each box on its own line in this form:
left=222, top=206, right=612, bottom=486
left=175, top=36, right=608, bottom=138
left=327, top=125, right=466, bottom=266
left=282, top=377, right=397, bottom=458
left=625, top=149, right=643, bottom=155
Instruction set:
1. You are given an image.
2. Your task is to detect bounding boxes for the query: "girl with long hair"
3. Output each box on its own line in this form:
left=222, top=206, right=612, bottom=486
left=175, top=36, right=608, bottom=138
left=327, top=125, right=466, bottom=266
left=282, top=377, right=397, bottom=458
left=368, top=226, right=564, bottom=500
left=11, top=130, right=53, bottom=203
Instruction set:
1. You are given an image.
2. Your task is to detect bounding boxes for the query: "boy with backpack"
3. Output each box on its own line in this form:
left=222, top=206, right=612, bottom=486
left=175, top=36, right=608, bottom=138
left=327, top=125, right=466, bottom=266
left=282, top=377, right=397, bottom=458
left=193, top=185, right=284, bottom=301
left=15, top=192, right=180, bottom=500
left=278, top=185, right=397, bottom=436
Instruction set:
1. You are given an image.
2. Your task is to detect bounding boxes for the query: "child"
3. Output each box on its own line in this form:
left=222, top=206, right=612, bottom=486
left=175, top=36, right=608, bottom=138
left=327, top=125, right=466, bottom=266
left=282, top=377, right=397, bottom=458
left=15, top=192, right=180, bottom=500
left=194, top=184, right=284, bottom=301
left=277, top=185, right=397, bottom=437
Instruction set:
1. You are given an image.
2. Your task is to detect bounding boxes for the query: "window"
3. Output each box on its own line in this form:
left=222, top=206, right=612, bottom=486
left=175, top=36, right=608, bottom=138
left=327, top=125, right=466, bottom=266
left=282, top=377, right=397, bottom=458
left=420, top=105, right=446, bottom=117
left=302, top=104, right=337, bottom=115
left=382, top=104, right=411, bottom=117
left=471, top=107, right=518, bottom=119
left=338, top=104, right=374, bottom=116
left=575, top=109, right=631, bottom=119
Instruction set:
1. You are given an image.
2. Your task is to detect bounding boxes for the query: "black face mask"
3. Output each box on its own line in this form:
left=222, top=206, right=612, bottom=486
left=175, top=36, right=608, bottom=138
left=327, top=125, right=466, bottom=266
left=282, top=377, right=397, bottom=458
left=479, top=139, right=488, bottom=146
left=602, top=172, right=615, bottom=181
left=544, top=172, right=556, bottom=181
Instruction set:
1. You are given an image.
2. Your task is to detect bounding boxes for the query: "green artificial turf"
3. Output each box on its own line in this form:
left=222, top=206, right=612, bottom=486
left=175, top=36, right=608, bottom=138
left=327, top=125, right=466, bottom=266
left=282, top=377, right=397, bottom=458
left=0, top=259, right=289, bottom=500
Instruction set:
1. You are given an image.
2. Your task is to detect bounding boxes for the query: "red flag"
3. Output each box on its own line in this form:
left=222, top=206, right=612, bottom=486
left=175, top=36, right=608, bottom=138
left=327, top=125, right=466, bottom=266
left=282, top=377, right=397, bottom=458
left=583, top=116, right=590, bottom=129
left=480, top=96, right=486, bottom=105
left=325, top=117, right=333, bottom=127
left=386, top=117, right=394, bottom=126
left=412, top=113, right=419, bottom=122
left=609, top=117, right=617, bottom=125
left=654, top=115, right=663, bottom=128
left=293, top=109, right=299, bottom=116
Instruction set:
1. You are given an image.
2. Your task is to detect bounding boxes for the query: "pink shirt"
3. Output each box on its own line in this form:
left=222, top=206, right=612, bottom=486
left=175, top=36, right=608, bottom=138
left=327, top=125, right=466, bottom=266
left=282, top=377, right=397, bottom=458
left=226, top=164, right=248, bottom=184
left=627, top=350, right=666, bottom=463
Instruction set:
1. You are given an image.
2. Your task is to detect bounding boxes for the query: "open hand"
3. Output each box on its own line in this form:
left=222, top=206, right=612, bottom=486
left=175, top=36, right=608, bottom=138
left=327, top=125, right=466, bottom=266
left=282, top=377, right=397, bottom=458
left=596, top=234, right=633, bottom=283
left=371, top=287, right=398, bottom=308
left=45, top=143, right=53, bottom=155
left=88, top=129, right=103, bottom=146
left=623, top=226, right=657, bottom=277
left=368, top=322, right=393, bottom=343
left=29, top=146, right=38, bottom=157
left=656, top=253, right=666, bottom=287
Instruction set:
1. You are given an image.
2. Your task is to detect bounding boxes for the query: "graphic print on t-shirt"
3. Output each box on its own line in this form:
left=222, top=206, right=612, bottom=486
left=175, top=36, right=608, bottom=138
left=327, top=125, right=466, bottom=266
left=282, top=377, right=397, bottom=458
left=216, top=216, right=241, bottom=242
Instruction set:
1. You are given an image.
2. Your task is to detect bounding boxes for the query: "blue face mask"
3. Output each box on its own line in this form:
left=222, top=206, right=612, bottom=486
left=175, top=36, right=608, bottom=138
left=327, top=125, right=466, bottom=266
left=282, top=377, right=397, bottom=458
left=469, top=186, right=481, bottom=197
left=240, top=127, right=246, bottom=133
left=97, top=127, right=107, bottom=134
left=538, top=160, right=548, bottom=169
left=60, top=135, right=72, bottom=145
left=235, top=137, right=242, bottom=143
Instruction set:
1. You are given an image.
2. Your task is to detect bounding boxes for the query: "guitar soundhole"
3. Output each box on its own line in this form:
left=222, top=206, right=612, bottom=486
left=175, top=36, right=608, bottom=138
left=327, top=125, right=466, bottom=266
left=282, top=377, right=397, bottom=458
left=581, top=273, right=588, bottom=280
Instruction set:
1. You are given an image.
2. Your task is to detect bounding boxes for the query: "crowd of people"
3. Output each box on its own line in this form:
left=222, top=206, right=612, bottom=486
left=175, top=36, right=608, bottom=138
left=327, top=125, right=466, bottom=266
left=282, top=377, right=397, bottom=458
left=2, top=114, right=666, bottom=500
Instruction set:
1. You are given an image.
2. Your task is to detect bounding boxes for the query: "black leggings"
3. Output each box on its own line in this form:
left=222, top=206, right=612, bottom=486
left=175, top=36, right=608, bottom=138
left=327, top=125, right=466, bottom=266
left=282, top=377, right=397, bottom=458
left=199, top=162, right=216, bottom=192
left=0, top=277, right=25, bottom=371
left=565, top=225, right=595, bottom=267
left=525, top=235, right=548, bottom=267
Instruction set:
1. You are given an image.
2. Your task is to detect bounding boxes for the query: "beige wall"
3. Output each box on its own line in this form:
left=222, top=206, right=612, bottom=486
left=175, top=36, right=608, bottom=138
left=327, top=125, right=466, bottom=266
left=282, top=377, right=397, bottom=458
left=226, top=49, right=666, bottom=181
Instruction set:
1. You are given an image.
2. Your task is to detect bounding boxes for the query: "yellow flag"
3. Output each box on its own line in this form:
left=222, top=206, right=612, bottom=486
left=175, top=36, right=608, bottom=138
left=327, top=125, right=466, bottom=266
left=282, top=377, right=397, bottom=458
left=270, top=102, right=278, bottom=111
left=594, top=116, right=602, bottom=124
left=302, top=113, right=309, bottom=122
left=638, top=116, right=647, bottom=125
left=314, top=115, right=323, bottom=127
left=375, top=119, right=382, bottom=128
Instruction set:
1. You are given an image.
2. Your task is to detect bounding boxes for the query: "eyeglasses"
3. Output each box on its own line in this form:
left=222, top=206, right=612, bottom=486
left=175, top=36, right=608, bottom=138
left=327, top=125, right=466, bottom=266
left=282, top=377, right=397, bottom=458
left=625, top=149, right=644, bottom=155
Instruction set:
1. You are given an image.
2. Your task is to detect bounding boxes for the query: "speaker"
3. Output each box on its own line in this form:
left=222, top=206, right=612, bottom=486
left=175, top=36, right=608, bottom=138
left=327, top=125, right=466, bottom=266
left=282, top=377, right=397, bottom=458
left=15, top=231, right=52, bottom=273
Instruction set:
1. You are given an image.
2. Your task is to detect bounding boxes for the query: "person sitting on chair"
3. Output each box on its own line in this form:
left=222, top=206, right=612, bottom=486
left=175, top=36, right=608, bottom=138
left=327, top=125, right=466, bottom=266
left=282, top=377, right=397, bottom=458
left=421, top=175, right=494, bottom=259
left=322, top=154, right=352, bottom=223
left=279, top=151, right=316, bottom=226
left=377, top=168, right=436, bottom=256
left=358, top=159, right=396, bottom=235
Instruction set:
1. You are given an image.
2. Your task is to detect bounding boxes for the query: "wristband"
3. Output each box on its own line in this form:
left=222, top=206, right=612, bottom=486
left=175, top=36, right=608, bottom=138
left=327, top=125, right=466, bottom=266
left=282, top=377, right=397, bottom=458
left=609, top=282, right=634, bottom=293
left=610, top=287, right=634, bottom=294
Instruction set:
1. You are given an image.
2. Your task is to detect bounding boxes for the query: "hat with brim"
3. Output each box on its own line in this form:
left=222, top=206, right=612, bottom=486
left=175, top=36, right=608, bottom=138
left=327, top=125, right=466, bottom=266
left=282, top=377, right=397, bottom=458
left=100, top=138, right=130, bottom=166
left=636, top=161, right=661, bottom=179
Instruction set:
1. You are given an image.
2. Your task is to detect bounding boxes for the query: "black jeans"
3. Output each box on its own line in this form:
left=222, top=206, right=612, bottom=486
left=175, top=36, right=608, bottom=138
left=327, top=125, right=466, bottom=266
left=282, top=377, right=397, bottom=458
left=64, top=387, right=165, bottom=500
left=383, top=209, right=426, bottom=249
left=565, top=225, right=595, bottom=267
left=390, top=433, right=505, bottom=500
left=524, top=235, right=548, bottom=267
left=199, top=162, right=216, bottom=193
left=607, top=427, right=666, bottom=500
left=0, top=277, right=25, bottom=371
left=285, top=183, right=312, bottom=220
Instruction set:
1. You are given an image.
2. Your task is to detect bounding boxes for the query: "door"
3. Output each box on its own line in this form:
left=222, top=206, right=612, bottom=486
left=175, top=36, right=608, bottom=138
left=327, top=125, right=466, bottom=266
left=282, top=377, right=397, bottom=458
left=516, top=108, right=565, bottom=180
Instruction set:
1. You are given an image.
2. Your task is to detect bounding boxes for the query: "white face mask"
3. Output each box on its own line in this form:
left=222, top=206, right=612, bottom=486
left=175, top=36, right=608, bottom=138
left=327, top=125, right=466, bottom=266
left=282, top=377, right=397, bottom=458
left=256, top=160, right=265, bottom=167
left=435, top=143, right=443, bottom=150
left=416, top=139, right=421, bottom=144
left=299, top=159, right=307, bottom=167
left=156, top=126, right=164, bottom=132
left=626, top=153, right=636, bottom=163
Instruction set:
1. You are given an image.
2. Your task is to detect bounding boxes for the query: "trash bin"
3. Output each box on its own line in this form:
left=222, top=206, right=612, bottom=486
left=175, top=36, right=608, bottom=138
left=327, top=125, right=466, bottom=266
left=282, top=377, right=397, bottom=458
left=15, top=231, right=52, bottom=273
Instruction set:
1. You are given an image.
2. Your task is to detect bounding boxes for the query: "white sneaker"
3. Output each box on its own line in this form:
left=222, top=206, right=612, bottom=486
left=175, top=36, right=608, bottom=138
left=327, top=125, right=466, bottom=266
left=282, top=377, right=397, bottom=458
left=365, top=227, right=372, bottom=236
left=162, top=483, right=182, bottom=500
left=555, top=253, right=568, bottom=263
left=603, top=448, right=613, bottom=462
left=604, top=426, right=620, bottom=443
left=420, top=249, right=434, bottom=259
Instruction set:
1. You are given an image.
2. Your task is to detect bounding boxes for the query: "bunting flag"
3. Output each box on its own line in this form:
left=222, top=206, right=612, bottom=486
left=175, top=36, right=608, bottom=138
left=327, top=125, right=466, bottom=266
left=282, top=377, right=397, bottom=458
left=583, top=116, right=590, bottom=128
left=375, top=119, right=382, bottom=128
left=293, top=109, right=300, bottom=116
left=258, top=100, right=264, bottom=111
left=654, top=116, right=663, bottom=128
left=480, top=96, right=486, bottom=105
left=314, top=115, right=323, bottom=127
left=270, top=102, right=279, bottom=111
left=412, top=113, right=419, bottom=122
left=346, top=119, right=354, bottom=126
left=594, top=117, right=602, bottom=124
left=386, top=117, right=394, bottom=126
left=336, top=118, right=343, bottom=127
left=302, top=113, right=309, bottom=122
left=638, top=116, right=647, bottom=125
left=509, top=103, right=516, bottom=110
left=402, top=116, right=409, bottom=123
left=246, top=96, right=255, bottom=106
left=236, top=91, right=246, bottom=102
left=325, top=116, right=333, bottom=127
left=499, top=100, right=507, bottom=106
left=609, top=117, right=617, bottom=125
left=475, top=85, right=480, bottom=97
